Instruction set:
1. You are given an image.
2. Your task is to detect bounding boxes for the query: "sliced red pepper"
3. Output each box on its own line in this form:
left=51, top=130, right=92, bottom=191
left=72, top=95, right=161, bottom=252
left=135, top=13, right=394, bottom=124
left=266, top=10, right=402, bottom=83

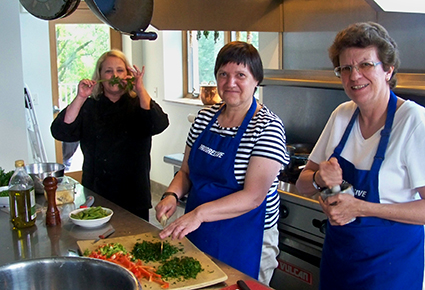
left=85, top=248, right=168, bottom=288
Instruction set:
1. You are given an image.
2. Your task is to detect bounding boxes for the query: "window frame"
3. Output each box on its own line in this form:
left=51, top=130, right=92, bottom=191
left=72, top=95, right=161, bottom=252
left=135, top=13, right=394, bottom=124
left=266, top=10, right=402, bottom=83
left=183, top=31, right=278, bottom=100
left=48, top=2, right=121, bottom=181
left=183, top=31, right=232, bottom=99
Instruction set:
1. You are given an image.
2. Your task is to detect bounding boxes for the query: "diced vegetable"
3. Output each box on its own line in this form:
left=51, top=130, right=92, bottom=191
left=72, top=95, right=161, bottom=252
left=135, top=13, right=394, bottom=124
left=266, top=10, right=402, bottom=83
left=84, top=243, right=169, bottom=289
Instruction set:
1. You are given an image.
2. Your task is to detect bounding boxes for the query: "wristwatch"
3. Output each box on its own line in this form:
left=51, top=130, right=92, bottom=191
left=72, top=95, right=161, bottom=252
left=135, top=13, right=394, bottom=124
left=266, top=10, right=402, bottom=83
left=312, top=171, right=326, bottom=191
left=161, top=192, right=179, bottom=203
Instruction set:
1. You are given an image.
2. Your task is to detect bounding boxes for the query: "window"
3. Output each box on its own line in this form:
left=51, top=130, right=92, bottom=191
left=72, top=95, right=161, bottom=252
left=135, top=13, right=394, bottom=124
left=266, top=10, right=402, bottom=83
left=49, top=2, right=121, bottom=181
left=56, top=24, right=111, bottom=109
left=186, top=31, right=260, bottom=98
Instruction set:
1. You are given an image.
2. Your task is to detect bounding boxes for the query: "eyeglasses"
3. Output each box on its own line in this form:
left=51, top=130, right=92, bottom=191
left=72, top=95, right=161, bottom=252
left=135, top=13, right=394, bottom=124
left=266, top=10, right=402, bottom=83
left=334, top=61, right=382, bottom=78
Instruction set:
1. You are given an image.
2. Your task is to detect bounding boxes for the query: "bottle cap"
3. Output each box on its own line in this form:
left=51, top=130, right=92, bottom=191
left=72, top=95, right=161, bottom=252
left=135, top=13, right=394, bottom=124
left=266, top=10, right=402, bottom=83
left=15, top=160, right=25, bottom=167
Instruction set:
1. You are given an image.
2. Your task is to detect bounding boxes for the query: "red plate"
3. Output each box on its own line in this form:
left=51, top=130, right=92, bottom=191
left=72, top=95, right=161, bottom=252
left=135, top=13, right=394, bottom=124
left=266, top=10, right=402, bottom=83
left=221, top=280, right=273, bottom=290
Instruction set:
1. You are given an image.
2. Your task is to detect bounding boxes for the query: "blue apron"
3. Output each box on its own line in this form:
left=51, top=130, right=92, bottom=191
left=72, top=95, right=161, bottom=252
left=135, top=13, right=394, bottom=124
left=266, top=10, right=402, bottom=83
left=186, top=98, right=266, bottom=279
left=320, top=91, right=424, bottom=290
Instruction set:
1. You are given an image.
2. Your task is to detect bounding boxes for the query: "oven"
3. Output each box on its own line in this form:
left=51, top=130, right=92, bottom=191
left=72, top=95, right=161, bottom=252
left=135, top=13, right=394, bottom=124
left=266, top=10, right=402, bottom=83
left=270, top=182, right=327, bottom=290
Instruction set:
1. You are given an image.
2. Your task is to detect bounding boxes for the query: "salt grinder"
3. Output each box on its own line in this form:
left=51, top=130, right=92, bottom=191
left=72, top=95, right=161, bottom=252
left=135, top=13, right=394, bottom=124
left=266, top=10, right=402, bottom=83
left=44, top=176, right=61, bottom=226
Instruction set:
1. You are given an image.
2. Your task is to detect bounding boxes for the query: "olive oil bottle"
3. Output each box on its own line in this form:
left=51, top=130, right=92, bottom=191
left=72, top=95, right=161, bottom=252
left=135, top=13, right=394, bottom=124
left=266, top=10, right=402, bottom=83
left=8, top=160, right=36, bottom=228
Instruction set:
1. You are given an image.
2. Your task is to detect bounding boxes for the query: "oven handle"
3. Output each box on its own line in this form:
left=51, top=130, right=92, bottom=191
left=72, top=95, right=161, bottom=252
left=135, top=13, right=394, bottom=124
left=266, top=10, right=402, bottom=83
left=278, top=237, right=321, bottom=268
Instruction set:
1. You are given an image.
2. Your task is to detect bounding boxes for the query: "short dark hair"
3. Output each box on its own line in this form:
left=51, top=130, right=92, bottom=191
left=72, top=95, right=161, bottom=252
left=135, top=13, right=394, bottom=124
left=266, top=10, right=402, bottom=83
left=328, top=22, right=400, bottom=89
left=214, top=41, right=263, bottom=84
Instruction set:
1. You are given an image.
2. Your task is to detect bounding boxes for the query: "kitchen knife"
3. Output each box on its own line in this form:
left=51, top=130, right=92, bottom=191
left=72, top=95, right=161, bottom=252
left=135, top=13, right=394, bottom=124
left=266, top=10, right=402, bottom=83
left=80, top=196, right=94, bottom=208
left=92, top=227, right=115, bottom=244
left=160, top=214, right=168, bottom=254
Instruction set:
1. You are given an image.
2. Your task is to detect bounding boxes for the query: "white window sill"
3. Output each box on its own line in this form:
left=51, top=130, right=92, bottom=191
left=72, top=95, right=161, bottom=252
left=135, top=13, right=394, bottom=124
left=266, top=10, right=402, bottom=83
left=164, top=97, right=205, bottom=107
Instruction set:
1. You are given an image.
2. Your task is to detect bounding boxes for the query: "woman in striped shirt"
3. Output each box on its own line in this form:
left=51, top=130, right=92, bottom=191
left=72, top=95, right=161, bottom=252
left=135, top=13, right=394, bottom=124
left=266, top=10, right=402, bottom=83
left=156, top=41, right=288, bottom=284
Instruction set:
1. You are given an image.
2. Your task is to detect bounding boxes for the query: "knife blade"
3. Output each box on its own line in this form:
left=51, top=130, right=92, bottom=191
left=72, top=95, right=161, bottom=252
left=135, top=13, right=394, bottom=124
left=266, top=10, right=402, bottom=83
left=93, top=227, right=115, bottom=244
left=160, top=214, right=168, bottom=254
left=80, top=195, right=94, bottom=208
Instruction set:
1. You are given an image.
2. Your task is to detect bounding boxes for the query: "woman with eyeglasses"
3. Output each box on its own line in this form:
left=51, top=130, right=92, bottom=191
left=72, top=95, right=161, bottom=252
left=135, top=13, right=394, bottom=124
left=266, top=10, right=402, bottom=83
left=296, top=22, right=425, bottom=290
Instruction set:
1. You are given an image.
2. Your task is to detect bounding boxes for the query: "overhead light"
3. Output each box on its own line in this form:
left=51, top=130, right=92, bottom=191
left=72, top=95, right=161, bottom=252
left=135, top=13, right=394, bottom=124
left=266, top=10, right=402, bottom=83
left=373, top=0, right=425, bottom=14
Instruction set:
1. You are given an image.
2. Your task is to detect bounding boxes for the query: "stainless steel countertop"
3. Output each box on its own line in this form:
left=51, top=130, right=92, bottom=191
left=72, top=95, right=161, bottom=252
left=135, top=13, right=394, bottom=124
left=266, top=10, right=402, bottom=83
left=0, top=184, right=261, bottom=289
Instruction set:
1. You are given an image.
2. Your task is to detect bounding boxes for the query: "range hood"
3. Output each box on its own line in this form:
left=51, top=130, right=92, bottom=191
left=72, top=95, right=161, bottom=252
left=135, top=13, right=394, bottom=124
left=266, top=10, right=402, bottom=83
left=262, top=70, right=425, bottom=97
left=365, top=0, right=425, bottom=14
left=150, top=0, right=284, bottom=32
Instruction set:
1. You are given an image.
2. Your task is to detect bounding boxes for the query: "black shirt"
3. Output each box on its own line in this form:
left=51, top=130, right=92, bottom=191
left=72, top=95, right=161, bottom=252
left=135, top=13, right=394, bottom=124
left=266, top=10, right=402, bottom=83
left=51, top=94, right=169, bottom=213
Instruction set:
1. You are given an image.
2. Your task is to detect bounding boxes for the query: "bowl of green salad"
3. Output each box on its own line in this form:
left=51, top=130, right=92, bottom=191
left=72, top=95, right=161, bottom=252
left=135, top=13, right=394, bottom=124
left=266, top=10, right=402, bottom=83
left=0, top=186, right=9, bottom=207
left=0, top=168, right=13, bottom=207
left=69, top=206, right=113, bottom=228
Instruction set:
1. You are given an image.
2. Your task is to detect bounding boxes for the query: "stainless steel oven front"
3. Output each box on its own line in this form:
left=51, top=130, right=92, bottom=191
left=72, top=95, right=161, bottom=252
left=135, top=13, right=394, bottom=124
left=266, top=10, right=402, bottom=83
left=270, top=182, right=327, bottom=290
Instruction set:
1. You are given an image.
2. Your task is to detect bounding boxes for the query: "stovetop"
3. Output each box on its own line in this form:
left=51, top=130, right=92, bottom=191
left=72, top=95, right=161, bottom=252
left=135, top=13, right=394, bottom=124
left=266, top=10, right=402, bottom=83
left=278, top=182, right=326, bottom=245
left=278, top=182, right=321, bottom=207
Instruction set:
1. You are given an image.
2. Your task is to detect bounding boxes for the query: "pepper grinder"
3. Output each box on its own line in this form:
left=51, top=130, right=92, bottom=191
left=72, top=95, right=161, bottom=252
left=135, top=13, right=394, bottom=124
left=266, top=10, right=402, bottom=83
left=43, top=176, right=61, bottom=226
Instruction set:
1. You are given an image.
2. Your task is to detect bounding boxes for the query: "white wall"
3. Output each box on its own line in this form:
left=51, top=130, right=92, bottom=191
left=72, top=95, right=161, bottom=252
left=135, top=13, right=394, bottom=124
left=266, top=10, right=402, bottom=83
left=139, top=29, right=201, bottom=186
left=20, top=9, right=56, bottom=164
left=0, top=2, right=29, bottom=171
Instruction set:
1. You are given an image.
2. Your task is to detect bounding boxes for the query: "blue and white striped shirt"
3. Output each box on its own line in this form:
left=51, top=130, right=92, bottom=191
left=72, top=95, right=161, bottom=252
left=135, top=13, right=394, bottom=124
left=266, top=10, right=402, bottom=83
left=187, top=103, right=289, bottom=229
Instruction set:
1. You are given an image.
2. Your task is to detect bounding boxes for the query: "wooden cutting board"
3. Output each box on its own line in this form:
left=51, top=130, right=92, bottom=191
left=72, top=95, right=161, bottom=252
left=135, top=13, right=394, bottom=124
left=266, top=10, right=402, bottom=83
left=77, top=230, right=228, bottom=290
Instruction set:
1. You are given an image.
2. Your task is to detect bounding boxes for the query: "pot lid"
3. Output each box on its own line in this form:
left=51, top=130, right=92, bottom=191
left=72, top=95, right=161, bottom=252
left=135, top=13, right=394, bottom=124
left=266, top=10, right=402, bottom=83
left=20, top=0, right=80, bottom=20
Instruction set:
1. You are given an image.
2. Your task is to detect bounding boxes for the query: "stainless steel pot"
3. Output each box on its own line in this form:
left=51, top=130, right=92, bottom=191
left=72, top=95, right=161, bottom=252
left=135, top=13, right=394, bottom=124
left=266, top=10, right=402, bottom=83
left=25, top=163, right=65, bottom=194
left=20, top=0, right=156, bottom=40
left=279, top=143, right=314, bottom=184
left=20, top=0, right=81, bottom=20
left=84, top=0, right=156, bottom=40
left=0, top=257, right=141, bottom=290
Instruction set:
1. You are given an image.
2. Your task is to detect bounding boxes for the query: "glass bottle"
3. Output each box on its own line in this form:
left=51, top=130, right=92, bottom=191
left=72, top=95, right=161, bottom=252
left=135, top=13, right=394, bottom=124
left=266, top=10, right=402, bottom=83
left=8, top=160, right=36, bottom=228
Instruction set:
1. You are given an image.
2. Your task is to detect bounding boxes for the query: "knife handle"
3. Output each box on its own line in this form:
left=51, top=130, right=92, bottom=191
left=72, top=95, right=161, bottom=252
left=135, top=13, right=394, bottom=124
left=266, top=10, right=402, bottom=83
left=160, top=215, right=168, bottom=228
left=99, top=228, right=115, bottom=239
left=237, top=280, right=251, bottom=290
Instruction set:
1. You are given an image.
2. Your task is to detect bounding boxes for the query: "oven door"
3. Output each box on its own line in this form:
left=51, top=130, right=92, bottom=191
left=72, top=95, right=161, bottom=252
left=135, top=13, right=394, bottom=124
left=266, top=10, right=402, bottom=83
left=270, top=231, right=322, bottom=290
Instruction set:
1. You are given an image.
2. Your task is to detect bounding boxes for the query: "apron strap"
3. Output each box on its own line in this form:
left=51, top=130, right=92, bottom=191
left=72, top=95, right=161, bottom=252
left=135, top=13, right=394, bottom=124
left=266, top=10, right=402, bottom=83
left=333, top=108, right=359, bottom=156
left=370, top=91, right=397, bottom=172
left=332, top=90, right=397, bottom=171
left=207, top=97, right=257, bottom=134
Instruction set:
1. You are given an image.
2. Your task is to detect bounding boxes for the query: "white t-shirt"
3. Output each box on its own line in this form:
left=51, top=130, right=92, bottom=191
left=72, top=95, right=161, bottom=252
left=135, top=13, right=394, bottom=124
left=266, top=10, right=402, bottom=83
left=309, top=99, right=425, bottom=204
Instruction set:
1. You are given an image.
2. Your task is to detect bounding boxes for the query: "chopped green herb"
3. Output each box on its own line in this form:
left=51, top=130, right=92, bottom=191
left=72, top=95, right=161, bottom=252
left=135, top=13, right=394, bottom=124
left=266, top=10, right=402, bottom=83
left=157, top=256, right=204, bottom=280
left=131, top=240, right=182, bottom=262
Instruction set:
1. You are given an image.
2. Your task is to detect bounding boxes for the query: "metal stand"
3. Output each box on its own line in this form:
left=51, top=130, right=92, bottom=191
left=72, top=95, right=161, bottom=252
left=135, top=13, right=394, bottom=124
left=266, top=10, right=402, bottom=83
left=24, top=86, right=47, bottom=163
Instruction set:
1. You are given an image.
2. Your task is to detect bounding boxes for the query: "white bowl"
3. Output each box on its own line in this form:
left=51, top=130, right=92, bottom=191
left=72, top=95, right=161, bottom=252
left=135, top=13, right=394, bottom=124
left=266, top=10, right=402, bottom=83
left=0, top=186, right=9, bottom=207
left=69, top=207, right=113, bottom=228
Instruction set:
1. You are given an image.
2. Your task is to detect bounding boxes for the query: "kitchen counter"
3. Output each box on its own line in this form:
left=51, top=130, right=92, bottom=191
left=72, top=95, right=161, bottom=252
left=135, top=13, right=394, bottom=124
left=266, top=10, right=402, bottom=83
left=0, top=183, right=261, bottom=289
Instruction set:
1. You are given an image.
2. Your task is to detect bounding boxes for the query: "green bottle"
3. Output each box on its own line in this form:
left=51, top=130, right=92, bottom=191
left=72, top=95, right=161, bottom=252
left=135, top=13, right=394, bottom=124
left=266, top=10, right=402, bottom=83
left=8, top=160, right=36, bottom=228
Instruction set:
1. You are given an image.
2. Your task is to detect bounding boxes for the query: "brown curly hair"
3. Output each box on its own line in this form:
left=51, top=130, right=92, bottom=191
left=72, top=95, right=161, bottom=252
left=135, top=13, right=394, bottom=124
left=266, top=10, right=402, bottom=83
left=328, top=22, right=400, bottom=89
